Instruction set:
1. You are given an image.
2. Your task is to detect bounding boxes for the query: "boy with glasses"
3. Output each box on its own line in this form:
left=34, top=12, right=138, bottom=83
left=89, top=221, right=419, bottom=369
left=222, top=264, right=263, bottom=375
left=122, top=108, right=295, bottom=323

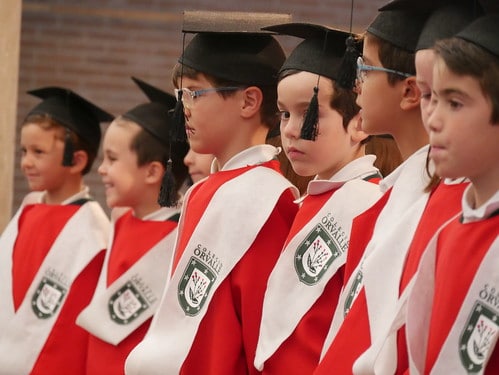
left=125, top=11, right=299, bottom=375
left=314, top=5, right=432, bottom=375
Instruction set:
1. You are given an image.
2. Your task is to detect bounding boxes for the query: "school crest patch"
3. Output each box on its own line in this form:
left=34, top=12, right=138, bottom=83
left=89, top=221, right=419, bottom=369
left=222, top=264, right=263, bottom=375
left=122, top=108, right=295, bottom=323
left=178, top=257, right=216, bottom=316
left=295, top=224, right=340, bottom=285
left=459, top=301, right=499, bottom=372
left=344, top=270, right=363, bottom=317
left=108, top=282, right=149, bottom=325
left=31, top=277, right=67, bottom=319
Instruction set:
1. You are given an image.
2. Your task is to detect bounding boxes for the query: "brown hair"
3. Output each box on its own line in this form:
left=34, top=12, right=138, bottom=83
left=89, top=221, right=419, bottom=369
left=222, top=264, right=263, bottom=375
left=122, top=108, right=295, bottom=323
left=116, top=116, right=189, bottom=192
left=366, top=33, right=417, bottom=86
left=172, top=63, right=280, bottom=130
left=23, top=114, right=96, bottom=175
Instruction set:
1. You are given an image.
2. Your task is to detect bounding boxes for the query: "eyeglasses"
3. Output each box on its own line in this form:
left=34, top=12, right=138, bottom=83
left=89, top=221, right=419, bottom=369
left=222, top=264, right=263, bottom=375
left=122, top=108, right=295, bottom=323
left=174, top=87, right=242, bottom=107
left=356, top=56, right=412, bottom=83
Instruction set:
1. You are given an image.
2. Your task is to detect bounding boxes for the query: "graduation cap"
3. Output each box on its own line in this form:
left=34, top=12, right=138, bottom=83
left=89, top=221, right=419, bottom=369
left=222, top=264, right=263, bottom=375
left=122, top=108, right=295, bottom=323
left=379, top=0, right=484, bottom=51
left=27, top=87, right=114, bottom=166
left=367, top=8, right=430, bottom=52
left=456, top=14, right=499, bottom=57
left=126, top=77, right=188, bottom=207
left=171, top=10, right=291, bottom=142
left=263, top=22, right=358, bottom=140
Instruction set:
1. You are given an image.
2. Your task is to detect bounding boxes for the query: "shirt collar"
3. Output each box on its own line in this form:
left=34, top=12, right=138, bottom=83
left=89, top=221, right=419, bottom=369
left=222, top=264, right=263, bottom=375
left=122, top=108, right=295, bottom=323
left=39, top=185, right=90, bottom=204
left=211, top=145, right=279, bottom=172
left=461, top=187, right=499, bottom=223
left=379, top=144, right=429, bottom=193
left=307, top=155, right=380, bottom=196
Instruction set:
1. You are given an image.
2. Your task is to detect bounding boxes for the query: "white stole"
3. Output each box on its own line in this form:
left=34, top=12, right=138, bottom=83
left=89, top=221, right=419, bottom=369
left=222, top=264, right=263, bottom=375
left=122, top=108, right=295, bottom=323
left=77, top=207, right=179, bottom=345
left=0, top=197, right=109, bottom=375
left=320, top=146, right=430, bottom=362
left=255, top=177, right=382, bottom=370
left=407, top=234, right=499, bottom=374
left=125, top=166, right=297, bottom=375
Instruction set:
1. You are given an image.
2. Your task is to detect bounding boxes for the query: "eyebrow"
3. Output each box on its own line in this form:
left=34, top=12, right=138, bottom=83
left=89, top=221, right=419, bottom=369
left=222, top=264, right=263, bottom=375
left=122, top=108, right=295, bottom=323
left=435, top=87, right=471, bottom=100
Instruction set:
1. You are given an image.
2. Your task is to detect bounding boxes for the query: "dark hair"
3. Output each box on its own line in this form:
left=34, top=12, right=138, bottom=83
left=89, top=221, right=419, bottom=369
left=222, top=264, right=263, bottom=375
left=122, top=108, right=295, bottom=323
left=120, top=117, right=189, bottom=192
left=366, top=33, right=416, bottom=86
left=172, top=63, right=280, bottom=130
left=23, top=114, right=96, bottom=175
left=434, top=37, right=499, bottom=123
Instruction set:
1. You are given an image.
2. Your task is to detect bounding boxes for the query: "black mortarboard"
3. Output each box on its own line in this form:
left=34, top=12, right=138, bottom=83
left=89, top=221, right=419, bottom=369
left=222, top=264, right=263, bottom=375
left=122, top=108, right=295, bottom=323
left=179, top=11, right=291, bottom=86
left=27, top=87, right=114, bottom=166
left=379, top=0, right=484, bottom=50
left=124, top=77, right=176, bottom=147
left=263, top=22, right=358, bottom=140
left=126, top=77, right=188, bottom=207
left=367, top=9, right=430, bottom=52
left=171, top=11, right=291, bottom=142
left=264, top=23, right=354, bottom=81
left=456, top=14, right=499, bottom=57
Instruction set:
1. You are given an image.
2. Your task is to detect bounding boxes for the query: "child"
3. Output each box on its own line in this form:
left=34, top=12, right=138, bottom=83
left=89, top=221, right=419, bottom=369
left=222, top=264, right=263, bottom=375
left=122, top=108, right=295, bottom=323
left=125, top=11, right=299, bottom=375
left=314, top=7, right=432, bottom=374
left=252, top=22, right=383, bottom=375
left=0, top=87, right=112, bottom=374
left=405, top=14, right=499, bottom=373
left=76, top=77, right=188, bottom=374
left=183, top=148, right=214, bottom=184
left=369, top=2, right=482, bottom=373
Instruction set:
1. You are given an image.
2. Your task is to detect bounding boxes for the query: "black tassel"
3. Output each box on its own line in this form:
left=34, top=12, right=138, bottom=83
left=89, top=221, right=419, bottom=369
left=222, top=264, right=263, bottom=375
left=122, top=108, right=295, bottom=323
left=171, top=91, right=187, bottom=142
left=158, top=159, right=178, bottom=207
left=337, top=35, right=360, bottom=90
left=300, top=86, right=319, bottom=141
left=62, top=129, right=75, bottom=166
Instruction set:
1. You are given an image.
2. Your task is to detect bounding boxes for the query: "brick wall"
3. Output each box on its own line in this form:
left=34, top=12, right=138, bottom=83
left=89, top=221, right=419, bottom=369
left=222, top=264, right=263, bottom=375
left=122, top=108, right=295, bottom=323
left=15, top=0, right=386, bottom=213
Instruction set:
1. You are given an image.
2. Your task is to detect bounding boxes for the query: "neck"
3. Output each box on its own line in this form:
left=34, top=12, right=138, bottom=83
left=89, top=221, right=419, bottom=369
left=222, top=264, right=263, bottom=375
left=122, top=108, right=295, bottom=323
left=392, top=113, right=428, bottom=160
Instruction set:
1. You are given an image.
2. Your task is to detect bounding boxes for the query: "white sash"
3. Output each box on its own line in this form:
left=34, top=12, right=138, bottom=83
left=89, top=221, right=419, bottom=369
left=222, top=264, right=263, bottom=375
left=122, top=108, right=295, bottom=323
left=77, top=208, right=179, bottom=345
left=407, top=234, right=499, bottom=374
left=125, top=166, right=297, bottom=375
left=0, top=199, right=109, bottom=375
left=254, top=178, right=381, bottom=370
left=0, top=192, right=43, bottom=326
left=320, top=147, right=430, bottom=360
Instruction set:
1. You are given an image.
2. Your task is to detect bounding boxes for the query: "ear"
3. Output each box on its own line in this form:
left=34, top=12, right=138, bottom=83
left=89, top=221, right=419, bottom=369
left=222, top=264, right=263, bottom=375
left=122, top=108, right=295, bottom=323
left=347, top=113, right=369, bottom=144
left=240, top=86, right=263, bottom=119
left=144, top=161, right=166, bottom=184
left=69, top=150, right=88, bottom=174
left=400, top=76, right=422, bottom=111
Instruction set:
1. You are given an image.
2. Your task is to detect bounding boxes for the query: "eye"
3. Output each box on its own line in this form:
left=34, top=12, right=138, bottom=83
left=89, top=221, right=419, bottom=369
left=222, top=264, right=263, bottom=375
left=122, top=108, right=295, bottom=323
left=278, top=111, right=290, bottom=121
left=449, top=99, right=462, bottom=110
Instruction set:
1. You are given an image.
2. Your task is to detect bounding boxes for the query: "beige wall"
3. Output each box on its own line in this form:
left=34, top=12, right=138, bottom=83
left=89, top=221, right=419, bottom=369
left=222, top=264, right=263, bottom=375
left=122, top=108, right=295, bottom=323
left=0, top=0, right=22, bottom=231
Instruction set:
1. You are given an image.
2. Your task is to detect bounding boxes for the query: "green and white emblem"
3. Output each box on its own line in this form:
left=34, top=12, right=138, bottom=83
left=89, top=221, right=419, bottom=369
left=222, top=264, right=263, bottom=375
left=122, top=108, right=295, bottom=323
left=31, top=277, right=67, bottom=319
left=459, top=301, right=499, bottom=372
left=294, top=223, right=340, bottom=285
left=108, top=282, right=149, bottom=325
left=178, top=257, right=216, bottom=316
left=344, top=270, right=363, bottom=317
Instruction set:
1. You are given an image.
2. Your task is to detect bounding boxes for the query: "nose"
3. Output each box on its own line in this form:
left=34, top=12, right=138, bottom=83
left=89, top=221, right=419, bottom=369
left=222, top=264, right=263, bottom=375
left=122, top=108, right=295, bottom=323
left=183, top=149, right=194, bottom=167
left=20, top=150, right=34, bottom=170
left=97, top=160, right=106, bottom=176
left=427, top=102, right=442, bottom=133
left=281, top=116, right=302, bottom=140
